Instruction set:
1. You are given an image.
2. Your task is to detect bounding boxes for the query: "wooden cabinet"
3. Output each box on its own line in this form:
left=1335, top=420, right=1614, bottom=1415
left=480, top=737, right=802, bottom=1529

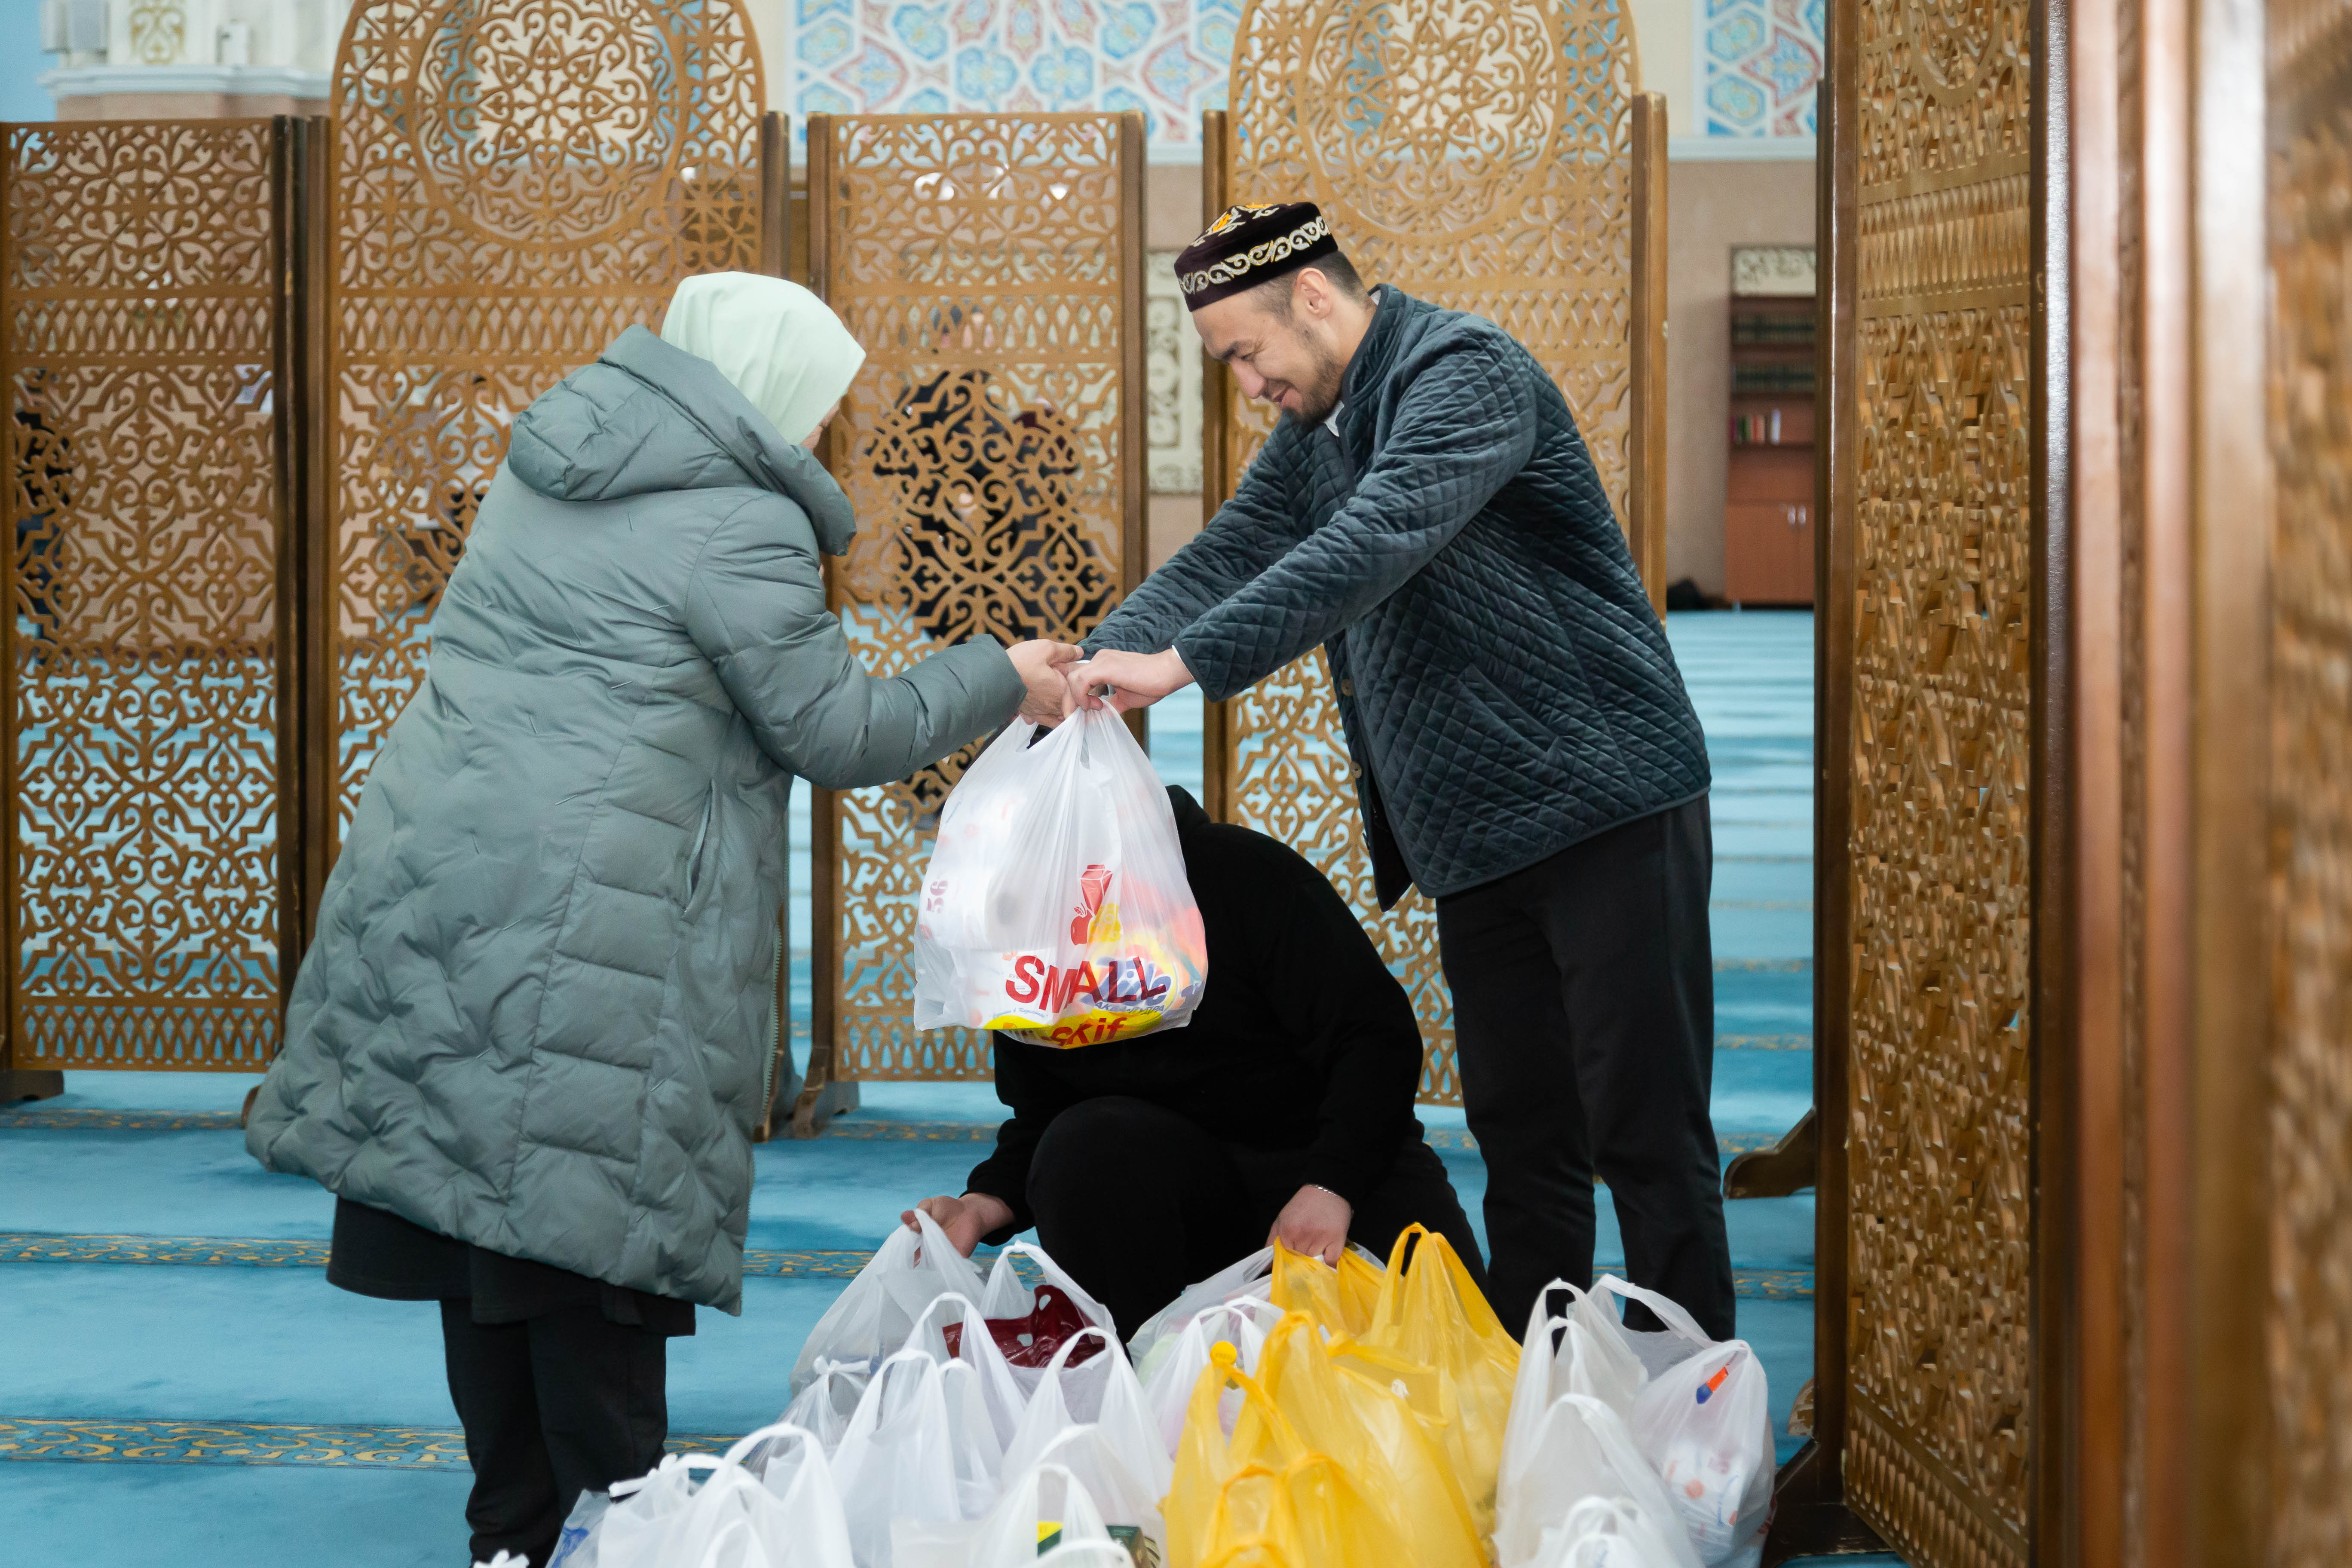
left=1725, top=499, right=1815, bottom=604
left=1723, top=289, right=1816, bottom=605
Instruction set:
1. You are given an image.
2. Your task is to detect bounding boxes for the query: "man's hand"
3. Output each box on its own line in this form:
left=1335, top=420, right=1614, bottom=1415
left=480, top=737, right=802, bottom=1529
left=1070, top=648, right=1195, bottom=714
left=902, top=1192, right=1014, bottom=1259
left=1267, top=1183, right=1353, bottom=1266
left=1007, top=640, right=1084, bottom=725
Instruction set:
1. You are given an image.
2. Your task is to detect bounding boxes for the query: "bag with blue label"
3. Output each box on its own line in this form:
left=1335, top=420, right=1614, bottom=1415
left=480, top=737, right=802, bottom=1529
left=912, top=706, right=1207, bottom=1049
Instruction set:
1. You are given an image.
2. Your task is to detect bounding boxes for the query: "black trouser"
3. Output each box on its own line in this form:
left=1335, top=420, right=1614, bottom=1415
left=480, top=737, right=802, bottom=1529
left=1436, top=795, right=1735, bottom=1341
left=439, top=1302, right=670, bottom=1567
left=1025, top=1095, right=1489, bottom=1338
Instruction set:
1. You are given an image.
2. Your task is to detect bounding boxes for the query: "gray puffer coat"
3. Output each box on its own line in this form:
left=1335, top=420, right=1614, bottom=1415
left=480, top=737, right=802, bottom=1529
left=247, top=326, right=1023, bottom=1311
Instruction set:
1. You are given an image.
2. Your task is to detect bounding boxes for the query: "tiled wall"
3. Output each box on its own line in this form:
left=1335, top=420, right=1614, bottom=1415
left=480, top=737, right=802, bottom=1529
left=781, top=0, right=1237, bottom=150
left=1695, top=0, right=1823, bottom=139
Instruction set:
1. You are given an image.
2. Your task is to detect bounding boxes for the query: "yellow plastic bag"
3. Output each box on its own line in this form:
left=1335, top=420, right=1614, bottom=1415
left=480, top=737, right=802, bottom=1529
left=1360, top=1224, right=1520, bottom=1539
left=1166, top=1320, right=1486, bottom=1568
left=1167, top=1340, right=1390, bottom=1568
left=1264, top=1242, right=1383, bottom=1338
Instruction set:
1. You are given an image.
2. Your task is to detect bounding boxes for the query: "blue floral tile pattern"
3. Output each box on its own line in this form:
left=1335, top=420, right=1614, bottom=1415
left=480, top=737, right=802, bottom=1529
left=789, top=0, right=1231, bottom=146
left=1699, top=0, right=1822, bottom=139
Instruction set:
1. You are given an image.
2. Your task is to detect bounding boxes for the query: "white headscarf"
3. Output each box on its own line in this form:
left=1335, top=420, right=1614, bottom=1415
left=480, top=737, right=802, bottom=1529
left=660, top=272, right=866, bottom=445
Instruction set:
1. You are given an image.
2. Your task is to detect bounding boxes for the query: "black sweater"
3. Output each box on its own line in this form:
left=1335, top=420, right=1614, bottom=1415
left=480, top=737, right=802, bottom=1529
left=965, top=787, right=1424, bottom=1237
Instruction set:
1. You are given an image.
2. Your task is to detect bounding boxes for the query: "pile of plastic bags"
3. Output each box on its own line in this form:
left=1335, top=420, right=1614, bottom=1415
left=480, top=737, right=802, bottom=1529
left=1496, top=1278, right=1773, bottom=1568
left=539, top=1221, right=1769, bottom=1568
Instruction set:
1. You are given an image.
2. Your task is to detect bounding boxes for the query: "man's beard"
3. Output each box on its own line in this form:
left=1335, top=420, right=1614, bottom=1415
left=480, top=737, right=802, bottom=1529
left=1278, top=333, right=1348, bottom=425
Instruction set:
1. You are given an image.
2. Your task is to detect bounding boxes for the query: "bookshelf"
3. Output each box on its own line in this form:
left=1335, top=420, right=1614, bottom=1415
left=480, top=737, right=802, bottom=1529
left=1723, top=248, right=1817, bottom=605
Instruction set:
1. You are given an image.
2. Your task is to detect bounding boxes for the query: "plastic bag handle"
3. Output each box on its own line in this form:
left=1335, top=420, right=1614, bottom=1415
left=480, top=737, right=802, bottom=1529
left=606, top=1451, right=724, bottom=1498
left=1038, top=1323, right=1117, bottom=1379
left=719, top=1420, right=821, bottom=1470
left=1590, top=1274, right=1714, bottom=1346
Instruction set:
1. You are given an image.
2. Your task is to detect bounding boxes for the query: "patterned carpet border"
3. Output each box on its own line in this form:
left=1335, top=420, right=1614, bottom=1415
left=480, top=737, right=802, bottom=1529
left=0, top=1232, right=1812, bottom=1298
left=0, top=1108, right=242, bottom=1131
left=0, top=1417, right=732, bottom=1471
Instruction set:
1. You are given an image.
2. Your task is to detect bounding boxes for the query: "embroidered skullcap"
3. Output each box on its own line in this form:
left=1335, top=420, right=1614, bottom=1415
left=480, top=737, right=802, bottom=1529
left=1174, top=202, right=1339, bottom=310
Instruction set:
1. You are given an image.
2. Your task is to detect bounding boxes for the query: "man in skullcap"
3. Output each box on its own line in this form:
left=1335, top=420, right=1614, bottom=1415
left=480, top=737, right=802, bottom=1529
left=1074, top=202, right=1731, bottom=1342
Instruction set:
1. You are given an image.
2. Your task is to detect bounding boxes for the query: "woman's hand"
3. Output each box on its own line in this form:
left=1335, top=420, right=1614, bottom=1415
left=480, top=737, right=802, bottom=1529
left=902, top=1192, right=1014, bottom=1258
left=1008, top=640, right=1085, bottom=725
left=1267, top=1183, right=1353, bottom=1266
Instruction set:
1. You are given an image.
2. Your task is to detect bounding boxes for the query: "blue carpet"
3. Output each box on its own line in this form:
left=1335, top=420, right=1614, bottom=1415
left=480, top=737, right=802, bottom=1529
left=1, top=610, right=1872, bottom=1563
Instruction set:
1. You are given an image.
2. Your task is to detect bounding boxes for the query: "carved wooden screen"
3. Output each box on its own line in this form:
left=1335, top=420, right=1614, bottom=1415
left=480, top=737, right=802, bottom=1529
left=1832, top=0, right=2036, bottom=1554
left=326, top=0, right=764, bottom=842
left=806, top=113, right=1146, bottom=1086
left=1, top=121, right=292, bottom=1070
left=2266, top=0, right=2352, bottom=1550
left=1208, top=0, right=1645, bottom=1104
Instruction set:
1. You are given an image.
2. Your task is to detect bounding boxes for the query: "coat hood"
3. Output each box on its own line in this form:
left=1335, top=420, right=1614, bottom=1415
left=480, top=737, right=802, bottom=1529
left=506, top=325, right=860, bottom=554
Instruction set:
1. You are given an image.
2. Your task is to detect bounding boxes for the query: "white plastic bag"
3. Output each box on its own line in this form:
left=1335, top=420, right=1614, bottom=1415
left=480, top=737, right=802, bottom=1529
left=1627, top=1341, right=1773, bottom=1568
left=793, top=1214, right=986, bottom=1393
left=1003, top=1326, right=1173, bottom=1504
left=1125, top=1246, right=1274, bottom=1367
left=1534, top=1497, right=1692, bottom=1568
left=911, top=707, right=1208, bottom=1047
left=1138, top=1296, right=1280, bottom=1457
left=580, top=1424, right=855, bottom=1568
left=1504, top=1281, right=1651, bottom=1440
left=830, top=1351, right=967, bottom=1567
left=976, top=1242, right=1120, bottom=1394
left=966, top=1462, right=1116, bottom=1568
left=904, top=1291, right=1033, bottom=1450
left=785, top=1361, right=870, bottom=1456
left=1494, top=1393, right=1702, bottom=1568
left=1584, top=1277, right=1716, bottom=1381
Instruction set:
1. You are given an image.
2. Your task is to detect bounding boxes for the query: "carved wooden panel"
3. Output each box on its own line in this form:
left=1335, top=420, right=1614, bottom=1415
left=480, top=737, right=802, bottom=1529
left=815, top=114, right=1140, bottom=1081
left=1842, top=0, right=2035, bottom=1553
left=3, top=122, right=285, bottom=1069
left=2266, top=1, right=2352, bottom=1555
left=1212, top=0, right=1638, bottom=1104
left=327, top=0, right=763, bottom=841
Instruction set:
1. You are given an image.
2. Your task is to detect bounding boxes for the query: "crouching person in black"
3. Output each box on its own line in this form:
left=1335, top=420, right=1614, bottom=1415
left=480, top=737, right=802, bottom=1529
left=902, top=785, right=1488, bottom=1336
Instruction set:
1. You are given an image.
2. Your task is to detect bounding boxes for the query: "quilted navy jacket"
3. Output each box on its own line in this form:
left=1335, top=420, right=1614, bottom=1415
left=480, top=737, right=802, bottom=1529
left=1088, top=288, right=1709, bottom=903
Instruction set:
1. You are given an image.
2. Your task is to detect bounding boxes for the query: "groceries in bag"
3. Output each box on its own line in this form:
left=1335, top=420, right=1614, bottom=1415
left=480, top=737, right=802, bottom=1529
left=1360, top=1224, right=1521, bottom=1538
left=912, top=708, right=1207, bottom=1048
left=1126, top=1246, right=1276, bottom=1369
left=1495, top=1388, right=1702, bottom=1568
left=1139, top=1296, right=1282, bottom=1455
left=1627, top=1341, right=1772, bottom=1568
left=1497, top=1275, right=1770, bottom=1568
left=829, top=1349, right=988, bottom=1567
left=966, top=1243, right=1120, bottom=1390
left=793, top=1212, right=986, bottom=1393
left=1164, top=1339, right=1396, bottom=1568
left=1264, top=1240, right=1385, bottom=1338
left=553, top=1423, right=855, bottom=1568
left=1534, top=1496, right=1693, bottom=1568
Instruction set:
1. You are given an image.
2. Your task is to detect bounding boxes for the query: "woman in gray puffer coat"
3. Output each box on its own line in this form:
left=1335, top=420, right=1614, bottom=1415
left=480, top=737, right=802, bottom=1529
left=245, top=274, right=1076, bottom=1564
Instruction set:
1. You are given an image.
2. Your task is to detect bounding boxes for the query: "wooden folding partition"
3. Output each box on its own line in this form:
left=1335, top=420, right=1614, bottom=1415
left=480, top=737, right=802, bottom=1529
left=0, top=0, right=780, bottom=1099
left=1196, top=0, right=1668, bottom=1106
left=796, top=112, right=1148, bottom=1126
left=0, top=118, right=305, bottom=1081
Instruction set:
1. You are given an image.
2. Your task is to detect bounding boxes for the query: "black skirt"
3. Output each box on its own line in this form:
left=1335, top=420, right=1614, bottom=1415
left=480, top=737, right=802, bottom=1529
left=328, top=1197, right=695, bottom=1338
